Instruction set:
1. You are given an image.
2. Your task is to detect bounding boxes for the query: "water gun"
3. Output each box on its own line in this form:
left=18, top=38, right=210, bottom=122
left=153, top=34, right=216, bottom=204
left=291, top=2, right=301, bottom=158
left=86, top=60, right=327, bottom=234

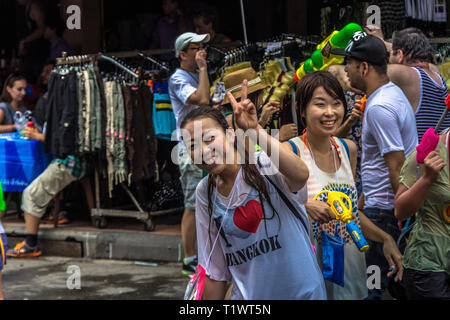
left=0, top=183, right=5, bottom=212
left=416, top=94, right=450, bottom=164
left=360, top=96, right=367, bottom=112
left=295, top=23, right=364, bottom=81
left=313, top=190, right=369, bottom=252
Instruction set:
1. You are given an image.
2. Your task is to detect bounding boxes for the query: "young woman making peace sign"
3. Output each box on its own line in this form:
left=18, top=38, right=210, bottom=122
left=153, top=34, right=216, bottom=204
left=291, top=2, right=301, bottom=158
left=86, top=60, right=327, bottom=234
left=180, top=80, right=326, bottom=300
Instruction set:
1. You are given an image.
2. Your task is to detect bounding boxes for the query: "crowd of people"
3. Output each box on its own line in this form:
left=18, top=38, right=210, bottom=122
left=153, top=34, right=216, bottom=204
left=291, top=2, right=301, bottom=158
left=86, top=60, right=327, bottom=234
left=168, top=26, right=449, bottom=300
left=0, top=1, right=448, bottom=302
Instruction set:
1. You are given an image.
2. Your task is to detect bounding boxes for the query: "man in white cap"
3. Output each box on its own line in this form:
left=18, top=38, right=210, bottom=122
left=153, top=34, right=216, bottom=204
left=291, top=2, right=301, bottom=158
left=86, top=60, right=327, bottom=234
left=169, top=32, right=210, bottom=276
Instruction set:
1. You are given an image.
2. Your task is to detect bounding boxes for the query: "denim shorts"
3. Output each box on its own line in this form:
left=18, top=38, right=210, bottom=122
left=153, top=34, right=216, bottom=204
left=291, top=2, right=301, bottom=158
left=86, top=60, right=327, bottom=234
left=0, top=233, right=7, bottom=271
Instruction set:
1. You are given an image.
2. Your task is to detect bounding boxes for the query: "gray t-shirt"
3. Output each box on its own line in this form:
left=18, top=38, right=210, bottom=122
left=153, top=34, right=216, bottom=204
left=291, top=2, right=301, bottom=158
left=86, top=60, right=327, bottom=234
left=0, top=103, right=27, bottom=125
left=361, top=82, right=418, bottom=210
left=196, top=152, right=327, bottom=300
left=168, top=69, right=201, bottom=141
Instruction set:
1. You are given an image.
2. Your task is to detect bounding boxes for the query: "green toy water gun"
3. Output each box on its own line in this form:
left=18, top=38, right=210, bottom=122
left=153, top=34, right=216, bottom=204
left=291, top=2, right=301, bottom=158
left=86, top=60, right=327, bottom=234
left=295, top=23, right=364, bottom=81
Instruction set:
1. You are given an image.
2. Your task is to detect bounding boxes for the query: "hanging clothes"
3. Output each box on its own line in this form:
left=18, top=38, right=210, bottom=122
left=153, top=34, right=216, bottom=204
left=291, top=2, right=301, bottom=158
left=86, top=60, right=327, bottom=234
left=378, top=0, right=406, bottom=39
left=104, top=79, right=129, bottom=197
left=48, top=57, right=159, bottom=201
left=45, top=70, right=79, bottom=159
left=122, top=84, right=157, bottom=184
left=152, top=81, right=177, bottom=141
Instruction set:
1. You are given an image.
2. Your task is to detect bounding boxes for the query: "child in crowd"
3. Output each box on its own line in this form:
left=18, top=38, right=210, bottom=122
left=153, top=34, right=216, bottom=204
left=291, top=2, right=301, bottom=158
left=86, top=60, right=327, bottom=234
left=181, top=81, right=326, bottom=300
left=395, top=127, right=450, bottom=300
left=285, top=71, right=403, bottom=300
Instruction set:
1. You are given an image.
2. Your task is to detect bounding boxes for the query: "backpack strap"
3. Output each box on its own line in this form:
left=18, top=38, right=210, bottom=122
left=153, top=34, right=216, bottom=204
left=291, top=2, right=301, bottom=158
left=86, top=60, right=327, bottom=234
left=337, top=137, right=350, bottom=162
left=257, top=154, right=309, bottom=235
left=264, top=175, right=310, bottom=235
left=288, top=140, right=298, bottom=156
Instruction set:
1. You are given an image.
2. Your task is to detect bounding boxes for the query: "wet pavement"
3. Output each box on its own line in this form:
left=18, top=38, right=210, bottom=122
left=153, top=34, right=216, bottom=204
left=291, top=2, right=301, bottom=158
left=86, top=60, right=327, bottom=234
left=2, top=256, right=188, bottom=300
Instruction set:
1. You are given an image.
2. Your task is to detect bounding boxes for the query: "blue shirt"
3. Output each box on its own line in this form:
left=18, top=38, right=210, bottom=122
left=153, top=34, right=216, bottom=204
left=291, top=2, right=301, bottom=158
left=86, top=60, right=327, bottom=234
left=361, top=82, right=418, bottom=210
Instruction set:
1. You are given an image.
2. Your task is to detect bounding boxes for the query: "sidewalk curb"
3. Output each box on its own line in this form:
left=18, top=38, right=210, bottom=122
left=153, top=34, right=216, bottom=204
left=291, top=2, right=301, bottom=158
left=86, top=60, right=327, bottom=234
left=4, top=225, right=183, bottom=263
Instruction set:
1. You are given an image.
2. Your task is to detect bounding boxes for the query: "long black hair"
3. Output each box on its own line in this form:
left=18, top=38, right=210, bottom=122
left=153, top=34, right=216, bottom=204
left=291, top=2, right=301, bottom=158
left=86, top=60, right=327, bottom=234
left=180, top=107, right=280, bottom=245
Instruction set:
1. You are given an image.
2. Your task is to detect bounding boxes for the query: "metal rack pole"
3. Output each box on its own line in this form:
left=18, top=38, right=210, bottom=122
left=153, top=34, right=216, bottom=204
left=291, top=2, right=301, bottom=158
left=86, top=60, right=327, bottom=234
left=99, top=54, right=139, bottom=79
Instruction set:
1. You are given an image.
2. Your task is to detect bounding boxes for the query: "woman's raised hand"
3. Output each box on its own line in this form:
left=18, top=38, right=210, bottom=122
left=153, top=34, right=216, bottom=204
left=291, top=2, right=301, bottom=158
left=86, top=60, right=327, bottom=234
left=227, top=80, right=259, bottom=131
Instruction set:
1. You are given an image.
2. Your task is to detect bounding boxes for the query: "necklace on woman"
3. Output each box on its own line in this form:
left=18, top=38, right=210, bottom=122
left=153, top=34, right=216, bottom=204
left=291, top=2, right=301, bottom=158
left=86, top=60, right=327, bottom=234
left=302, top=131, right=342, bottom=163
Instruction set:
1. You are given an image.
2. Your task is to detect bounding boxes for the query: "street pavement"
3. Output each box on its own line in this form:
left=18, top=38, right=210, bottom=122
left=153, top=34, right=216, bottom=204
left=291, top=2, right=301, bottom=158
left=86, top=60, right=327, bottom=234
left=2, top=256, right=188, bottom=300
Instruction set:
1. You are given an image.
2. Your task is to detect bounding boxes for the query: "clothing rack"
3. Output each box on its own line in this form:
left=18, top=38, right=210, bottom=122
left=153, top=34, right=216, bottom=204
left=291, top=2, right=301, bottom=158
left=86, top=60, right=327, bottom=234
left=99, top=53, right=140, bottom=79
left=223, top=46, right=249, bottom=67
left=256, top=34, right=316, bottom=46
left=219, top=34, right=319, bottom=70
left=56, top=52, right=140, bottom=79
left=138, top=52, right=171, bottom=73
left=53, top=52, right=182, bottom=231
left=55, top=52, right=93, bottom=65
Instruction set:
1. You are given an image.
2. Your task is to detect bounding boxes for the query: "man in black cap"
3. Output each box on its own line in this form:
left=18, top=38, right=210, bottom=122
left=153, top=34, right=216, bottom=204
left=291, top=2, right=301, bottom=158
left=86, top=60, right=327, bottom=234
left=332, top=32, right=417, bottom=300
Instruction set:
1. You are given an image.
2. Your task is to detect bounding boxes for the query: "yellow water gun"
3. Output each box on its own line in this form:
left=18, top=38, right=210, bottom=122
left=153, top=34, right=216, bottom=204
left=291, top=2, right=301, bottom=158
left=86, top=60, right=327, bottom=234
left=314, top=190, right=369, bottom=252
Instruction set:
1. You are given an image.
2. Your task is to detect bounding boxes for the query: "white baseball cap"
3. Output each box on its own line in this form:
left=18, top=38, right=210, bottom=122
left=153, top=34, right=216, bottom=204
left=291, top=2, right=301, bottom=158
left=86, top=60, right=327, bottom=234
left=174, top=32, right=210, bottom=58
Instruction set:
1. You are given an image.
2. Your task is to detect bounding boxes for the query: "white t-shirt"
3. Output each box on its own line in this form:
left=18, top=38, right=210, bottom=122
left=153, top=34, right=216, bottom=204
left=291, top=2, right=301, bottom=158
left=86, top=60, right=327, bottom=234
left=361, top=82, right=418, bottom=210
left=195, top=152, right=327, bottom=300
left=0, top=222, right=4, bottom=234
left=168, top=68, right=201, bottom=141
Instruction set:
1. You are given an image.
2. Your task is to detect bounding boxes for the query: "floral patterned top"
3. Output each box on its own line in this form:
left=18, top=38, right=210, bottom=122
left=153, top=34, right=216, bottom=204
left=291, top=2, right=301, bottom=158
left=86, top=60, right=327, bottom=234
left=345, top=91, right=363, bottom=185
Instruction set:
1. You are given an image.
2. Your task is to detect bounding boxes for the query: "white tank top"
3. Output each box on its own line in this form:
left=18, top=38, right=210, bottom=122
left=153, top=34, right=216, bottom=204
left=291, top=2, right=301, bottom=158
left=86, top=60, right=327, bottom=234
left=290, top=136, right=368, bottom=300
left=290, top=136, right=361, bottom=245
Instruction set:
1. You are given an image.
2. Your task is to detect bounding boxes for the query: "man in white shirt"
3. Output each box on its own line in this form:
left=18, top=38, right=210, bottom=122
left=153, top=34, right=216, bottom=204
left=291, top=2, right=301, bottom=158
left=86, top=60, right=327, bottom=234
left=332, top=32, right=418, bottom=300
left=169, top=32, right=211, bottom=276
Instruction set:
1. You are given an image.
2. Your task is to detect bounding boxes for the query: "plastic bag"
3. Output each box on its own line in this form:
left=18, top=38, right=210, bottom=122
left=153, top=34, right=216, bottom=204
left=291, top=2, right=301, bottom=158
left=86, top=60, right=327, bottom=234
left=184, top=264, right=206, bottom=300
left=14, top=111, right=26, bottom=133
left=321, top=226, right=345, bottom=287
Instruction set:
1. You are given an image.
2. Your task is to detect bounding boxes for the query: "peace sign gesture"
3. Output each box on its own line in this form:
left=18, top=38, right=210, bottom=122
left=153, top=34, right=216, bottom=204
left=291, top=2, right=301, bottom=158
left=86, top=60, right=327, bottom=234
left=227, top=80, right=259, bottom=131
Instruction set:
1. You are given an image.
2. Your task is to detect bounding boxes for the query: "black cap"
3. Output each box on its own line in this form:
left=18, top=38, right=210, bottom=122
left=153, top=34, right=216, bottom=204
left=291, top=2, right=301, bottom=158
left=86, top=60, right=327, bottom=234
left=331, top=31, right=389, bottom=66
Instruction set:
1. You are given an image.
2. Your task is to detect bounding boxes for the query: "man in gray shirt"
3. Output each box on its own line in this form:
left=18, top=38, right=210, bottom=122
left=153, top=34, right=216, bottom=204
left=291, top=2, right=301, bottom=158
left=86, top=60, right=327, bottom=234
left=169, top=32, right=210, bottom=276
left=333, top=32, right=418, bottom=300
